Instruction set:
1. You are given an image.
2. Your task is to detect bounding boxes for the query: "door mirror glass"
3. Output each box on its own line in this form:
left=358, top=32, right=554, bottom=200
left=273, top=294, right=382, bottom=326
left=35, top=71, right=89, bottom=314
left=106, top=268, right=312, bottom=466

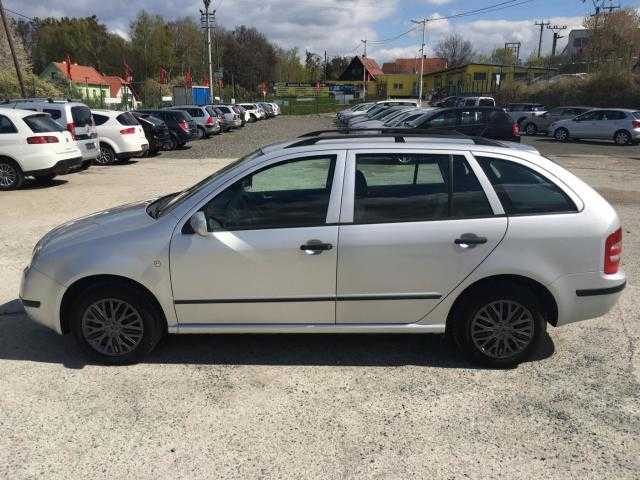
left=190, top=211, right=209, bottom=236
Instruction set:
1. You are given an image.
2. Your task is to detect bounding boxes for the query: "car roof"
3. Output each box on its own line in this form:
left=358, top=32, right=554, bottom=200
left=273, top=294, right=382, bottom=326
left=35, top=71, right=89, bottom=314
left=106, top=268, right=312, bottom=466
left=0, top=107, right=49, bottom=118
left=92, top=109, right=126, bottom=116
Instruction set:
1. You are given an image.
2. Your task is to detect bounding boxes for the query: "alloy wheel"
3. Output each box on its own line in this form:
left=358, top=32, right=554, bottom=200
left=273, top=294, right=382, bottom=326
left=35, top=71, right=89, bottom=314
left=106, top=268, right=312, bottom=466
left=97, top=146, right=114, bottom=165
left=0, top=163, right=17, bottom=188
left=615, top=131, right=630, bottom=145
left=525, top=123, right=537, bottom=135
left=555, top=129, right=568, bottom=141
left=81, top=298, right=144, bottom=356
left=470, top=300, right=535, bottom=359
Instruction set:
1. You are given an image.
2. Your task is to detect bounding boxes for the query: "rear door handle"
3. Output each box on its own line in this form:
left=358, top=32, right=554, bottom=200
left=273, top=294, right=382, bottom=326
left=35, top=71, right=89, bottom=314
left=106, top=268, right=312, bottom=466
left=300, top=241, right=333, bottom=254
left=455, top=234, right=488, bottom=246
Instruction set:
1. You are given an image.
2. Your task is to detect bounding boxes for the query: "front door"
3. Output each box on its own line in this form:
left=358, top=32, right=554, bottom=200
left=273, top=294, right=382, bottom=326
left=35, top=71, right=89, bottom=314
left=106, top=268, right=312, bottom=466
left=336, top=150, right=507, bottom=324
left=170, top=152, right=345, bottom=325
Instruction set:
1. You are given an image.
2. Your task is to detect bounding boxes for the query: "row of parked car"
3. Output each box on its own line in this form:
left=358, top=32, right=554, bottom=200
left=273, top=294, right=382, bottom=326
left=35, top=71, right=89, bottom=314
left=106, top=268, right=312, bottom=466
left=337, top=97, right=640, bottom=146
left=0, top=98, right=280, bottom=190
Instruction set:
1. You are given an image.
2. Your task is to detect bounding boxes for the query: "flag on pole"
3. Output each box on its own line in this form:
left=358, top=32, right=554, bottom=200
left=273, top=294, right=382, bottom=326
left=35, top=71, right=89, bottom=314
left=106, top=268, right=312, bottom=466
left=64, top=55, right=72, bottom=79
left=159, top=67, right=168, bottom=84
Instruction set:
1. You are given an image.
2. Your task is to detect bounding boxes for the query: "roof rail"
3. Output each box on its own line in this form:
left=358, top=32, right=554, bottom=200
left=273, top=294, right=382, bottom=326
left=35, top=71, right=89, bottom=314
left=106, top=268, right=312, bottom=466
left=299, top=128, right=467, bottom=138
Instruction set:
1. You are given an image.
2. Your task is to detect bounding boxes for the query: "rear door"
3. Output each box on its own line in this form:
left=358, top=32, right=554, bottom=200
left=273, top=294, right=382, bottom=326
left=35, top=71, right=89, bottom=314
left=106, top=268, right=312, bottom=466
left=336, top=149, right=507, bottom=324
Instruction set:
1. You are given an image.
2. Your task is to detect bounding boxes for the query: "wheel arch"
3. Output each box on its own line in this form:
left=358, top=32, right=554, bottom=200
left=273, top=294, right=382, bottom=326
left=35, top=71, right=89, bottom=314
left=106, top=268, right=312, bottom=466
left=59, top=274, right=168, bottom=335
left=99, top=138, right=119, bottom=155
left=445, top=274, right=559, bottom=333
left=0, top=154, right=24, bottom=172
left=613, top=129, right=632, bottom=144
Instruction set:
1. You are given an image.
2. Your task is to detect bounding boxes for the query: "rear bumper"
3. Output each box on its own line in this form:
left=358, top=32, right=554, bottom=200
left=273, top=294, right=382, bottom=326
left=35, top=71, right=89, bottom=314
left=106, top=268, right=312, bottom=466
left=551, top=271, right=626, bottom=326
left=116, top=143, right=149, bottom=159
left=26, top=156, right=83, bottom=176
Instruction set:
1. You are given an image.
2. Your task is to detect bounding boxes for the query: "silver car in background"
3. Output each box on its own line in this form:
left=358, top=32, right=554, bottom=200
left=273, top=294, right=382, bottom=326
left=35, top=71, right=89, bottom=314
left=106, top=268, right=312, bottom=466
left=20, top=131, right=625, bottom=368
left=166, top=105, right=221, bottom=139
left=551, top=108, right=640, bottom=145
left=521, top=106, right=592, bottom=136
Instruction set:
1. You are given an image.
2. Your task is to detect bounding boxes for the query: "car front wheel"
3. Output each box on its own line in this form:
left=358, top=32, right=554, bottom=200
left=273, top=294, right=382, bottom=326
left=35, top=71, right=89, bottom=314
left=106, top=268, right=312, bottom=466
left=524, top=123, right=537, bottom=135
left=453, top=285, right=546, bottom=368
left=553, top=127, right=570, bottom=142
left=97, top=144, right=115, bottom=165
left=70, top=284, right=164, bottom=364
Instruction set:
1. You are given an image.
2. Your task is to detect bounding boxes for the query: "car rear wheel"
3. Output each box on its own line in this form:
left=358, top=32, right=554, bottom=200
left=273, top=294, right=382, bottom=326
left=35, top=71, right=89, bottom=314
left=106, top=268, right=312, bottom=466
left=166, top=134, right=178, bottom=150
left=554, top=127, right=570, bottom=142
left=453, top=285, right=546, bottom=368
left=97, top=144, right=115, bottom=165
left=70, top=284, right=164, bottom=364
left=524, top=123, right=537, bottom=135
left=0, top=158, right=24, bottom=190
left=614, top=129, right=632, bottom=145
left=196, top=126, right=206, bottom=140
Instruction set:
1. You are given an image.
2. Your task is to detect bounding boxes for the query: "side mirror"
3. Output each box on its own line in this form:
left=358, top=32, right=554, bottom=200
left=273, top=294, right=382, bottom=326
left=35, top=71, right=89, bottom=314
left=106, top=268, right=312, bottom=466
left=190, top=211, right=209, bottom=237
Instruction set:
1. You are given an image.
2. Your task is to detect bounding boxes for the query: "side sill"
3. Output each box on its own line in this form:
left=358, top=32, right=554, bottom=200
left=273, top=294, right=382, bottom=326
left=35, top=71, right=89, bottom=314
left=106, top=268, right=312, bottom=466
left=174, top=323, right=446, bottom=334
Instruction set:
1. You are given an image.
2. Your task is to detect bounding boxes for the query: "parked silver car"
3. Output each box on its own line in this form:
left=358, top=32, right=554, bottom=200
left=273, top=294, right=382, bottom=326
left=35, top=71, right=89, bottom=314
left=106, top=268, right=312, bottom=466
left=503, top=103, right=546, bottom=126
left=551, top=108, right=640, bottom=145
left=166, top=105, right=220, bottom=139
left=521, top=106, right=592, bottom=136
left=20, top=131, right=625, bottom=368
left=212, top=105, right=242, bottom=128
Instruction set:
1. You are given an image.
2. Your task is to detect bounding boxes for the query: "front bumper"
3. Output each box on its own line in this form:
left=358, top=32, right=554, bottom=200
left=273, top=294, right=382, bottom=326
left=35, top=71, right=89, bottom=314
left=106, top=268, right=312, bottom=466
left=20, top=265, right=64, bottom=334
left=26, top=156, right=84, bottom=176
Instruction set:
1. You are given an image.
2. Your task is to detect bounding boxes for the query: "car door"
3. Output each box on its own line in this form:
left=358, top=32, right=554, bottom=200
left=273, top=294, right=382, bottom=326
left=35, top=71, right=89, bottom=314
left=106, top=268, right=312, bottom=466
left=336, top=149, right=507, bottom=325
left=458, top=109, right=484, bottom=136
left=570, top=110, right=601, bottom=137
left=170, top=151, right=346, bottom=325
left=600, top=110, right=627, bottom=139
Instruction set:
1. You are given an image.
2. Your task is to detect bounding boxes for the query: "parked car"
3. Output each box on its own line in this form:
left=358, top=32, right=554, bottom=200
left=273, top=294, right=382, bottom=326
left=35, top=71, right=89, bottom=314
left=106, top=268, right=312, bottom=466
left=336, top=102, right=377, bottom=125
left=457, top=97, right=496, bottom=107
left=521, top=106, right=592, bottom=136
left=166, top=105, right=220, bottom=139
left=378, top=108, right=435, bottom=128
left=0, top=109, right=83, bottom=190
left=345, top=103, right=399, bottom=127
left=503, top=103, right=546, bottom=126
left=237, top=103, right=263, bottom=122
left=0, top=98, right=98, bottom=169
left=212, top=105, right=242, bottom=129
left=257, top=102, right=276, bottom=118
left=131, top=112, right=172, bottom=155
left=550, top=108, right=640, bottom=145
left=91, top=110, right=149, bottom=164
left=136, top=109, right=197, bottom=149
left=351, top=106, right=414, bottom=129
left=403, top=107, right=521, bottom=142
left=433, top=96, right=461, bottom=108
left=232, top=105, right=248, bottom=125
left=268, top=102, right=281, bottom=116
left=20, top=130, right=625, bottom=367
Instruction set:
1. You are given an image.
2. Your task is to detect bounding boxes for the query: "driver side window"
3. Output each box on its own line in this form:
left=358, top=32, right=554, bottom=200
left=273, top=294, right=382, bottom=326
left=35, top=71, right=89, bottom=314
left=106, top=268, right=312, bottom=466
left=200, top=156, right=336, bottom=231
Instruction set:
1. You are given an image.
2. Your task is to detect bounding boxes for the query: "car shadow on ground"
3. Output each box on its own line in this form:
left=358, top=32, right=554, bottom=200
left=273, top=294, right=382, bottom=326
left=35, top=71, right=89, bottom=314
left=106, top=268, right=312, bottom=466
left=0, top=307, right=555, bottom=370
left=19, top=178, right=68, bottom=190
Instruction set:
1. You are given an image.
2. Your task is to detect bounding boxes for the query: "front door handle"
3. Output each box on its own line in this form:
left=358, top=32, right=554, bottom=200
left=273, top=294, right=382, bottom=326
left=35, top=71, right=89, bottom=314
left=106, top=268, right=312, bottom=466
left=300, top=240, right=333, bottom=255
left=455, top=234, right=488, bottom=247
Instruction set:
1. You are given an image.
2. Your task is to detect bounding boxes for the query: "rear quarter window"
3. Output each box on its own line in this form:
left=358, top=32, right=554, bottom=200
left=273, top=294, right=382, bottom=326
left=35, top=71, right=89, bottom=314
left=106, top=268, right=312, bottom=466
left=23, top=114, right=64, bottom=133
left=93, top=114, right=109, bottom=126
left=116, top=112, right=139, bottom=126
left=476, top=156, right=577, bottom=215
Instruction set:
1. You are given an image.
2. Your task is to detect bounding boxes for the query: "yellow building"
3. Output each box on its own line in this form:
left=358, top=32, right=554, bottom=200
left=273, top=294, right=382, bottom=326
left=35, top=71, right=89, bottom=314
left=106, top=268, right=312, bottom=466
left=422, top=63, right=557, bottom=96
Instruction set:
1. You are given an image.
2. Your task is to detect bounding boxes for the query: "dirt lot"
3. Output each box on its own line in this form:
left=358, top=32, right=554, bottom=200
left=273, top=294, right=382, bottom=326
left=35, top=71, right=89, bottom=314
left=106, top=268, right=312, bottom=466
left=0, top=116, right=639, bottom=479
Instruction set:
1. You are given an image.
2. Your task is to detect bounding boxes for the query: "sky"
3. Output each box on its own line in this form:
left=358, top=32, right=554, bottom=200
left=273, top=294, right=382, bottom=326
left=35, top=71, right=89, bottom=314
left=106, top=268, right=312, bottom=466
left=5, top=0, right=640, bottom=63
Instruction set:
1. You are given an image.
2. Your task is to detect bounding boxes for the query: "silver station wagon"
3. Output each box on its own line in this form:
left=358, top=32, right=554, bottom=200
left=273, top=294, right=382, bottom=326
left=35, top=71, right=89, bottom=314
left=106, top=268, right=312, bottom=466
left=20, top=130, right=625, bottom=367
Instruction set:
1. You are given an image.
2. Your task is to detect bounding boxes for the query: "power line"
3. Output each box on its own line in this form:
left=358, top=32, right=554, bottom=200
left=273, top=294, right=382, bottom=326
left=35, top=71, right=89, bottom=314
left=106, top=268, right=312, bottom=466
left=3, top=7, right=33, bottom=21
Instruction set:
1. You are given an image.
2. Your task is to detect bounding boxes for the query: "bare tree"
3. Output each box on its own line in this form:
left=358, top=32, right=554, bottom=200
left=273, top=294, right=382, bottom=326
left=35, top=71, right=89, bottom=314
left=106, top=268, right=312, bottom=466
left=434, top=33, right=475, bottom=68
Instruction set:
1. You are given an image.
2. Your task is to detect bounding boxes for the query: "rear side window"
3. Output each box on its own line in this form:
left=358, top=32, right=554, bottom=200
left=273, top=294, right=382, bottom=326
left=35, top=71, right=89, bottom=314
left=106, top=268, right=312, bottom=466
left=187, top=108, right=203, bottom=117
left=476, top=156, right=577, bottom=215
left=424, top=111, right=457, bottom=127
left=43, top=108, right=62, bottom=120
left=93, top=114, right=109, bottom=126
left=602, top=110, right=626, bottom=120
left=353, top=154, right=493, bottom=224
left=116, top=112, right=139, bottom=126
left=71, top=106, right=93, bottom=126
left=23, top=114, right=64, bottom=133
left=218, top=106, right=231, bottom=113
left=0, top=115, right=17, bottom=134
left=479, top=98, right=495, bottom=107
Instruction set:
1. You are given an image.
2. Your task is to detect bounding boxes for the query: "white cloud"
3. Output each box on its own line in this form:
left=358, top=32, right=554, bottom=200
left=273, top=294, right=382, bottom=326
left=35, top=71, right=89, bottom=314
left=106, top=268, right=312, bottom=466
left=425, top=0, right=454, bottom=5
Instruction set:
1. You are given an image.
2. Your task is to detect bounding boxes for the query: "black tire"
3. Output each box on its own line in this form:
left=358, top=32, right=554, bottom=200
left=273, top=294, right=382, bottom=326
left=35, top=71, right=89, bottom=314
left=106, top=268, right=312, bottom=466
left=554, top=127, right=570, bottom=142
left=177, top=141, right=187, bottom=148
left=250, top=114, right=257, bottom=122
left=452, top=284, right=546, bottom=368
left=167, top=134, right=178, bottom=150
left=196, top=126, right=206, bottom=140
left=524, top=122, right=537, bottom=136
left=69, top=283, right=164, bottom=365
left=614, top=129, right=632, bottom=145
left=34, top=173, right=57, bottom=184
left=97, top=143, right=115, bottom=165
left=0, top=158, right=25, bottom=190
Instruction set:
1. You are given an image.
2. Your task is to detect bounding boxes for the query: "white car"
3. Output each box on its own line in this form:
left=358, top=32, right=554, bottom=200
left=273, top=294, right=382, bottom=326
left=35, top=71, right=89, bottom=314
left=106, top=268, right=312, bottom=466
left=20, top=132, right=625, bottom=367
left=237, top=104, right=262, bottom=122
left=268, top=102, right=281, bottom=115
left=0, top=99, right=99, bottom=168
left=91, top=110, right=149, bottom=164
left=0, top=109, right=83, bottom=190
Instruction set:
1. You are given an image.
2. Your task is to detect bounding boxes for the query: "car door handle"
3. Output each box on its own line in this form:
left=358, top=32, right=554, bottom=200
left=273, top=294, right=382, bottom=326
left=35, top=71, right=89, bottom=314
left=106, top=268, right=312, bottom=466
left=300, top=241, right=333, bottom=254
left=455, top=234, right=488, bottom=246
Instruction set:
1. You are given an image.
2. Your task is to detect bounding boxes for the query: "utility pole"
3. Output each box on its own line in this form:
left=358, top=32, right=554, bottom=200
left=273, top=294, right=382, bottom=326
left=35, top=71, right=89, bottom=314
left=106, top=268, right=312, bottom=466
left=534, top=20, right=551, bottom=58
left=200, top=0, right=215, bottom=103
left=547, top=24, right=567, bottom=57
left=361, top=39, right=367, bottom=101
left=411, top=18, right=428, bottom=104
left=0, top=0, right=26, bottom=97
left=324, top=50, right=327, bottom=82
left=584, top=0, right=621, bottom=16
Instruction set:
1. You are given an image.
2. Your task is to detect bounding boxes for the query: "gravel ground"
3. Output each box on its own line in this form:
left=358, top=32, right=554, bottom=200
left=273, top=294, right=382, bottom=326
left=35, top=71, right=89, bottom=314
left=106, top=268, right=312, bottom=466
left=0, top=116, right=639, bottom=479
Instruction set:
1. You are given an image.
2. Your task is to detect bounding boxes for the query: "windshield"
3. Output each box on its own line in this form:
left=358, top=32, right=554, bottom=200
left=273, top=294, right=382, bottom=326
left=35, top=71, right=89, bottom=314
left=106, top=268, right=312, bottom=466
left=149, top=149, right=264, bottom=218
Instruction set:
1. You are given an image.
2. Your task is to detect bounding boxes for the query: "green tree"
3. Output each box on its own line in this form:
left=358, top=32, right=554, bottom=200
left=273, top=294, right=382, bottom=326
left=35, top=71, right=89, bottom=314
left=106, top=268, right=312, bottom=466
left=584, top=8, right=640, bottom=71
left=129, top=11, right=175, bottom=83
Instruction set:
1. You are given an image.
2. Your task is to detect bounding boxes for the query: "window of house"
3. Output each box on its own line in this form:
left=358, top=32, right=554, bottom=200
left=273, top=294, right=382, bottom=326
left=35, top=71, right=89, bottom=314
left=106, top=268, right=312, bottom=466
left=474, top=72, right=487, bottom=81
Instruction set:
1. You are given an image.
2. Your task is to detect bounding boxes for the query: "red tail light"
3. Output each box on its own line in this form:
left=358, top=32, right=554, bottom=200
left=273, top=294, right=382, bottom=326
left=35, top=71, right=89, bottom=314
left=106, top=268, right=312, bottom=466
left=218, top=115, right=225, bottom=122
left=66, top=122, right=76, bottom=140
left=178, top=120, right=189, bottom=133
left=604, top=228, right=622, bottom=274
left=27, top=136, right=59, bottom=144
left=119, top=127, right=136, bottom=135
left=206, top=116, right=214, bottom=125
left=632, top=120, right=640, bottom=129
left=512, top=123, right=520, bottom=137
